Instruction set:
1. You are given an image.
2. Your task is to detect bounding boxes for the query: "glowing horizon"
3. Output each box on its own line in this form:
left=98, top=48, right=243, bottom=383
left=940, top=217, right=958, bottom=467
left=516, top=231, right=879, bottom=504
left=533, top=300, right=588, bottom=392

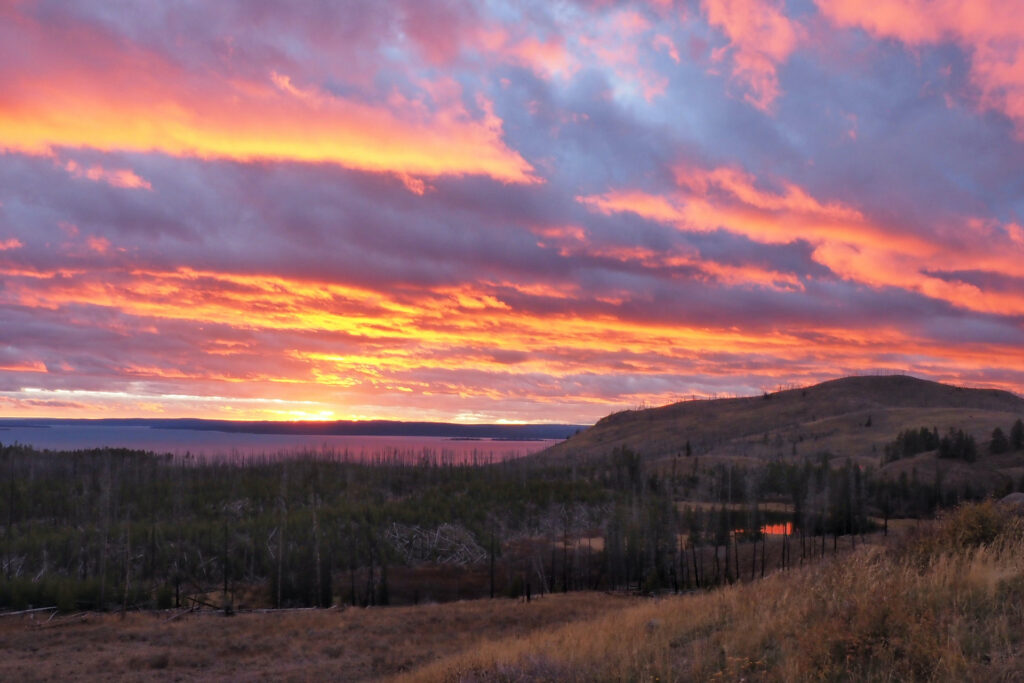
left=2, top=1, right=1024, bottom=424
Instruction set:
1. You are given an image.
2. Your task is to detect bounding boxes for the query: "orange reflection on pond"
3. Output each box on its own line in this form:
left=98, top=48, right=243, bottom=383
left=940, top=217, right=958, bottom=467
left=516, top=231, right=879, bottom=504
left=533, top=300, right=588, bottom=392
left=734, top=522, right=793, bottom=536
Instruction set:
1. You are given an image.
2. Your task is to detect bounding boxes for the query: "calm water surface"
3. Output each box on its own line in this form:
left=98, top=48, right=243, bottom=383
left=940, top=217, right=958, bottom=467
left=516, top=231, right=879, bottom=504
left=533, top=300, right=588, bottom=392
left=0, top=425, right=556, bottom=464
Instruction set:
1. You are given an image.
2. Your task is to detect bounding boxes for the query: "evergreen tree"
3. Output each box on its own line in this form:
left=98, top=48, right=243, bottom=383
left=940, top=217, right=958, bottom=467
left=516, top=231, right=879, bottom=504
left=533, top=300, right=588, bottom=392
left=939, top=428, right=978, bottom=462
left=1010, top=419, right=1024, bottom=451
left=990, top=427, right=1009, bottom=455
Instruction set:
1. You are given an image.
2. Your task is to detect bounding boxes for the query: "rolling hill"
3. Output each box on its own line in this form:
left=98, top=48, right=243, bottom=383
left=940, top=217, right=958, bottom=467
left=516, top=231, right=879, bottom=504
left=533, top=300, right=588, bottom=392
left=539, top=374, right=1024, bottom=492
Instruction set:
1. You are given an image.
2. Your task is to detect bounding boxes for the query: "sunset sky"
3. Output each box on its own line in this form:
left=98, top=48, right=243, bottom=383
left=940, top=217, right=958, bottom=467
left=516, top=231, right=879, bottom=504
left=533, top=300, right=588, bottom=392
left=2, top=0, right=1024, bottom=424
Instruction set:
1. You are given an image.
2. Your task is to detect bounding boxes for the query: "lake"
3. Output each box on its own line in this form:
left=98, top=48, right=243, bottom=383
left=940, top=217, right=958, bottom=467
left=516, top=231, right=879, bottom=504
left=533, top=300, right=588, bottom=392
left=0, top=425, right=557, bottom=465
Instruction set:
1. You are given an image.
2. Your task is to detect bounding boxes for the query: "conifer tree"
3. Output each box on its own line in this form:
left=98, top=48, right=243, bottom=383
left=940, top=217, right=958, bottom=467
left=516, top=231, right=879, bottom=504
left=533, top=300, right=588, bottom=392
left=991, top=427, right=1009, bottom=455
left=1010, top=419, right=1024, bottom=451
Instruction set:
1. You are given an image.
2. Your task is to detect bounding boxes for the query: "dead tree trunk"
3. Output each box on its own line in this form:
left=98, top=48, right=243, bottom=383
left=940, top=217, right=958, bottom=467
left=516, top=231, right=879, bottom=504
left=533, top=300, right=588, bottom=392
left=222, top=516, right=231, bottom=615
left=99, top=455, right=111, bottom=610
left=121, top=510, right=131, bottom=619
left=760, top=535, right=766, bottom=579
left=489, top=530, right=496, bottom=599
left=276, top=468, right=288, bottom=609
left=732, top=534, right=740, bottom=583
left=312, top=491, right=322, bottom=607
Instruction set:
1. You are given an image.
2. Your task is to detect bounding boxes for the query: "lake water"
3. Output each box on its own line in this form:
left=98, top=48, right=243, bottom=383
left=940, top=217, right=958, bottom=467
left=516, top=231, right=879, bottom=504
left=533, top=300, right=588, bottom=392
left=0, top=425, right=557, bottom=465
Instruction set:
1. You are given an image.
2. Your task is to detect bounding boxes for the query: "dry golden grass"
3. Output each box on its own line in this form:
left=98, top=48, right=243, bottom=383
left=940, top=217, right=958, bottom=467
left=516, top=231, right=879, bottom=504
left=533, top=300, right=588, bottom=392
left=398, top=503, right=1024, bottom=682
left=0, top=592, right=638, bottom=682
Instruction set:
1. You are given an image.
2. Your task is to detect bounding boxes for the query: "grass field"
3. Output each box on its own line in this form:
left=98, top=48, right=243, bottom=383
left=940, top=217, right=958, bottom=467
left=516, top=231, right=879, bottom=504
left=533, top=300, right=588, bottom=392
left=0, top=592, right=638, bottom=681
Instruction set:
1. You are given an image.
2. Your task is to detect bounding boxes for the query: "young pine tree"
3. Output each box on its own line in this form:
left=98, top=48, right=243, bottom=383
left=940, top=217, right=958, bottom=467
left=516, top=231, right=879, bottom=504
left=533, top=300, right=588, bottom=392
left=991, top=427, right=1009, bottom=455
left=1010, top=419, right=1024, bottom=451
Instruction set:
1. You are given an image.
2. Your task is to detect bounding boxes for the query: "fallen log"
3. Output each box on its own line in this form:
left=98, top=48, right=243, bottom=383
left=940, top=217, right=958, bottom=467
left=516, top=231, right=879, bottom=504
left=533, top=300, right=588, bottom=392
left=0, top=606, right=58, bottom=617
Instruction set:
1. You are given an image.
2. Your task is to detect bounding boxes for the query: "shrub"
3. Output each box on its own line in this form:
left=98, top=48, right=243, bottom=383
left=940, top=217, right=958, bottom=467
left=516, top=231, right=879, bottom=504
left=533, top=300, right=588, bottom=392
left=905, top=501, right=1023, bottom=561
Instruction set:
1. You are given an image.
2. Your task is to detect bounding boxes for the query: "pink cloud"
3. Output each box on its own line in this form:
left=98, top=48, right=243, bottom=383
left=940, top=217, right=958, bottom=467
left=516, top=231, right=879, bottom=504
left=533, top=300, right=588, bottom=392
left=817, top=0, right=1024, bottom=133
left=573, top=8, right=672, bottom=101
left=476, top=27, right=576, bottom=80
left=653, top=34, right=681, bottom=63
left=86, top=236, right=111, bottom=254
left=702, top=0, right=800, bottom=111
left=64, top=160, right=152, bottom=189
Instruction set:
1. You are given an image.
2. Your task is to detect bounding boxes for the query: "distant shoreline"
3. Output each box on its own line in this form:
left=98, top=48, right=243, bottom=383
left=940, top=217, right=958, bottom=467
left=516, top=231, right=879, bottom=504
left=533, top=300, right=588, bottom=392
left=0, top=417, right=588, bottom=441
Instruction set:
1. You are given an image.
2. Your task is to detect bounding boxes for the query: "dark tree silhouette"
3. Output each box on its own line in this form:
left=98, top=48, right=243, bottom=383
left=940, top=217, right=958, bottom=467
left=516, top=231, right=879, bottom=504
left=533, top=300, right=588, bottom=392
left=1010, top=419, right=1024, bottom=451
left=990, top=427, right=1009, bottom=455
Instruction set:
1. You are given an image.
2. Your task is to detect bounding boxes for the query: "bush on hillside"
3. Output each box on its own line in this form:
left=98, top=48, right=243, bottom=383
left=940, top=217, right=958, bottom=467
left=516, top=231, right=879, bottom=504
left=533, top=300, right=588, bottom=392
left=902, top=500, right=1023, bottom=566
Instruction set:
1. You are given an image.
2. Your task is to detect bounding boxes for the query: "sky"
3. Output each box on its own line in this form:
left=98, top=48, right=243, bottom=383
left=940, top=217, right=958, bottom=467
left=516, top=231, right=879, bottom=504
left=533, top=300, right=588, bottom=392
left=2, top=0, right=1024, bottom=424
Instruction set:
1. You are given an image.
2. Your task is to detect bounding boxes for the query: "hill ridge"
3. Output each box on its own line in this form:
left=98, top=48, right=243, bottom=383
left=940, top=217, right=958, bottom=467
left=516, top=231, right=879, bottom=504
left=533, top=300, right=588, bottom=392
left=540, top=374, right=1024, bottom=468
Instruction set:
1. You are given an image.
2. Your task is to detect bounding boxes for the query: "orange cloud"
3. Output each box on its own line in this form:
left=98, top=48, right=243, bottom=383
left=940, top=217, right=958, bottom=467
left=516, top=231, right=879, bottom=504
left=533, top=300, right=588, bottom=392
left=0, top=12, right=536, bottom=185
left=579, top=165, right=896, bottom=249
left=547, top=236, right=804, bottom=292
left=85, top=236, right=111, bottom=254
left=0, top=261, right=845, bottom=368
left=5, top=253, right=1024, bottom=421
left=0, top=361, right=47, bottom=373
left=703, top=0, right=800, bottom=110
left=817, top=0, right=1024, bottom=133
left=579, top=164, right=1024, bottom=316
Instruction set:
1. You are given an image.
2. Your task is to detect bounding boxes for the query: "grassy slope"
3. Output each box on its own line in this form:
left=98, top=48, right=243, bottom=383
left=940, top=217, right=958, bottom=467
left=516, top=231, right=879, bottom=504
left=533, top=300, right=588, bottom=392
left=400, top=502, right=1024, bottom=682
left=539, top=375, right=1024, bottom=489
